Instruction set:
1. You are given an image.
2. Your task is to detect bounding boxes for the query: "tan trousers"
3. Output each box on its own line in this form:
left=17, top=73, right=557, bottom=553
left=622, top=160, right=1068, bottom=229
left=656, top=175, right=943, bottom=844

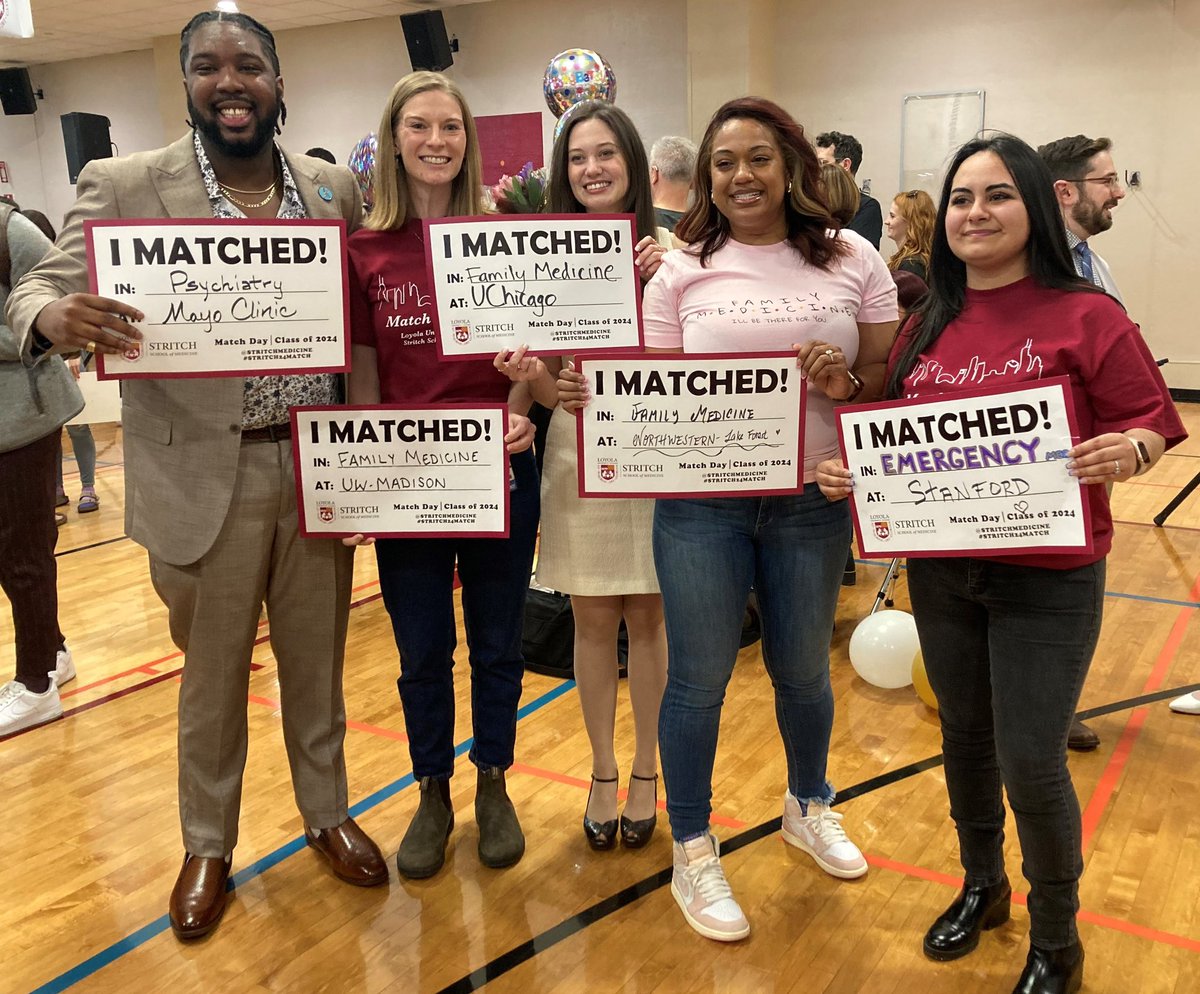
left=149, top=438, right=354, bottom=857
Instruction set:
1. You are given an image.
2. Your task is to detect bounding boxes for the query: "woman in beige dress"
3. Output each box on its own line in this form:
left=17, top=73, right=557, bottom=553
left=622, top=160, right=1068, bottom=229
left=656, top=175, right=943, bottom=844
left=496, top=101, right=669, bottom=851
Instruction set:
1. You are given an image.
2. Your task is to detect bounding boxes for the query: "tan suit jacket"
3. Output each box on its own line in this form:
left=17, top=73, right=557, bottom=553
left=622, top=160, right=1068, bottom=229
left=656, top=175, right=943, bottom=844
left=7, top=134, right=362, bottom=564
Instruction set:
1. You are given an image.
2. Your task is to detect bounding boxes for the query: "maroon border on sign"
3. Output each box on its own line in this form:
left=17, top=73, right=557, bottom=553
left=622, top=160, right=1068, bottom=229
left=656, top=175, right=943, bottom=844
left=424, top=213, right=644, bottom=362
left=574, top=352, right=806, bottom=499
left=289, top=402, right=511, bottom=540
left=835, top=375, right=1093, bottom=559
left=86, top=218, right=351, bottom=381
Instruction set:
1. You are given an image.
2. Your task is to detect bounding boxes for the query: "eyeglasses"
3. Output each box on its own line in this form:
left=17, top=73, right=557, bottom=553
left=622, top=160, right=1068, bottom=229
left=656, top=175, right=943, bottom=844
left=1075, top=174, right=1122, bottom=191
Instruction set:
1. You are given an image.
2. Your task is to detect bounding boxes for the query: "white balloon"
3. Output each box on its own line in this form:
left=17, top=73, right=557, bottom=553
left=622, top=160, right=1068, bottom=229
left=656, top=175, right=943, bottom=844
left=849, top=611, right=919, bottom=689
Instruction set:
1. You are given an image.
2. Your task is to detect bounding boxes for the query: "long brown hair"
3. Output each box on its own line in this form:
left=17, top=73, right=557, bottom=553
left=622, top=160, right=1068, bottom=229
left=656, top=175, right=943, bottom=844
left=675, top=97, right=846, bottom=269
left=886, top=189, right=935, bottom=274
left=546, top=101, right=658, bottom=242
left=367, top=71, right=484, bottom=231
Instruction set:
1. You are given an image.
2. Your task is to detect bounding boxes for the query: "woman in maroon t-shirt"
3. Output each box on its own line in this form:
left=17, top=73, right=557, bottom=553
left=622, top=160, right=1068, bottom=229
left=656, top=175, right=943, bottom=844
left=344, top=72, right=538, bottom=881
left=819, top=134, right=1184, bottom=994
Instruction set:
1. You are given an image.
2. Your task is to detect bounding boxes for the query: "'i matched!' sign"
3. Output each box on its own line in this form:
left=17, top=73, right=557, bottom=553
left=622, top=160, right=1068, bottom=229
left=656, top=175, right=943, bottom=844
left=85, top=219, right=350, bottom=379
left=576, top=353, right=805, bottom=497
left=290, top=405, right=510, bottom=538
left=425, top=214, right=643, bottom=359
left=837, top=378, right=1092, bottom=557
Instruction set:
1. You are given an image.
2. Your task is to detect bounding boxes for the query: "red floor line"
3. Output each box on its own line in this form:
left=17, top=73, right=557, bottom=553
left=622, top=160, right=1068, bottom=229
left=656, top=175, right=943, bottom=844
left=1079, top=572, right=1200, bottom=851
left=245, top=693, right=412, bottom=743
left=867, top=854, right=1200, bottom=954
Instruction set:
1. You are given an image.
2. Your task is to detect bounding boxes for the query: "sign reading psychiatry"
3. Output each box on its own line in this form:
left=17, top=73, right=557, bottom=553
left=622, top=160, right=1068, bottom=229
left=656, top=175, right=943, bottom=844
left=837, top=378, right=1091, bottom=558
left=85, top=219, right=350, bottom=379
left=576, top=353, right=805, bottom=498
left=291, top=405, right=509, bottom=539
left=425, top=214, right=642, bottom=359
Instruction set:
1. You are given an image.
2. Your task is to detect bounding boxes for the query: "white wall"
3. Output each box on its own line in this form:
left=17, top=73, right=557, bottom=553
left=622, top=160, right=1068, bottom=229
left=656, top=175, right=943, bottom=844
left=0, top=49, right=161, bottom=231
left=770, top=0, right=1200, bottom=388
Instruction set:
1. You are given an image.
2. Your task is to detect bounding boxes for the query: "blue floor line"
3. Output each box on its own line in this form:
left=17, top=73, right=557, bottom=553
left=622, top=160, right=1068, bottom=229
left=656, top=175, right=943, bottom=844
left=32, top=678, right=577, bottom=994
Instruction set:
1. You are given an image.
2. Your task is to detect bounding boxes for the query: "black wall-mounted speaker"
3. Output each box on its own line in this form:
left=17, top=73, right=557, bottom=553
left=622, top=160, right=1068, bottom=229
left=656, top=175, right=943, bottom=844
left=0, top=67, right=37, bottom=115
left=400, top=11, right=454, bottom=72
left=61, top=112, right=113, bottom=184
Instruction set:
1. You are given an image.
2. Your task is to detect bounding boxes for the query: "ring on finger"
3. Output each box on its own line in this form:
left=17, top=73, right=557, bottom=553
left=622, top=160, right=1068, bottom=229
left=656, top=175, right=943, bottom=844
left=825, top=348, right=835, bottom=357
left=1114, top=460, right=1121, bottom=475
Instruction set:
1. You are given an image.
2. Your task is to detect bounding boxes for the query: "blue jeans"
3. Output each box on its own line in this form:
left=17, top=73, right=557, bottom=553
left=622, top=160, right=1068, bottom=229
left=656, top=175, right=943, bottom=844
left=906, top=556, right=1105, bottom=950
left=654, top=485, right=851, bottom=839
left=375, top=449, right=539, bottom=780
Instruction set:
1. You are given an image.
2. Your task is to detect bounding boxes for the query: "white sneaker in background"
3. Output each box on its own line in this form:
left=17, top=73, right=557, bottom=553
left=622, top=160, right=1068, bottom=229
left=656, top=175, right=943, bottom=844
left=0, top=680, right=63, bottom=736
left=670, top=832, right=750, bottom=941
left=1169, top=691, right=1200, bottom=715
left=781, top=792, right=868, bottom=879
left=51, top=645, right=76, bottom=687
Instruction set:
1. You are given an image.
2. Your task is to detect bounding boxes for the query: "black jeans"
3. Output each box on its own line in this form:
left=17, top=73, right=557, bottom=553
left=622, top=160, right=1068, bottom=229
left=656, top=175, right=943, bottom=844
left=906, top=556, right=1105, bottom=950
left=375, top=448, right=539, bottom=779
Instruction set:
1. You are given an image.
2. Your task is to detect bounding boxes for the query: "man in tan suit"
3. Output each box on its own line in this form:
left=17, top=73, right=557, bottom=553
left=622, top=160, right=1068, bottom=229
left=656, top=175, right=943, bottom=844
left=7, top=11, right=386, bottom=939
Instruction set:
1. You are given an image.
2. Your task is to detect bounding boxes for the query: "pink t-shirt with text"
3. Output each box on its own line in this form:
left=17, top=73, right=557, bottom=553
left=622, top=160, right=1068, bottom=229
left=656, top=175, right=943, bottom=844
left=642, top=232, right=897, bottom=481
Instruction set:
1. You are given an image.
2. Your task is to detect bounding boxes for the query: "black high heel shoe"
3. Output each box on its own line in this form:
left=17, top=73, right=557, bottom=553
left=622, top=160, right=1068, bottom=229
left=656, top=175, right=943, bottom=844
left=619, top=773, right=658, bottom=849
left=583, top=775, right=619, bottom=850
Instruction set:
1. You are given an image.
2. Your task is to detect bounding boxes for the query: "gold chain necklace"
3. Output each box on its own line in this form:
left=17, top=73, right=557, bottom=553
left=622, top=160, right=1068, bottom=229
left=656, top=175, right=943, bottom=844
left=218, top=180, right=276, bottom=195
left=220, top=182, right=277, bottom=209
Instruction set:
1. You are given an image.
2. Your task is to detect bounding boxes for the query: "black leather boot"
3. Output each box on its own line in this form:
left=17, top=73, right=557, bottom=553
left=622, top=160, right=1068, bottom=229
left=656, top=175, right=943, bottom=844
left=922, top=876, right=1012, bottom=960
left=1011, top=941, right=1083, bottom=994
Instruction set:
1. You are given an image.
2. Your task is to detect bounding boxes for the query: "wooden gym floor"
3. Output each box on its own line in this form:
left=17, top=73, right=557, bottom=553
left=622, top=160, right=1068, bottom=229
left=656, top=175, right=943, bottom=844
left=3, top=411, right=1199, bottom=994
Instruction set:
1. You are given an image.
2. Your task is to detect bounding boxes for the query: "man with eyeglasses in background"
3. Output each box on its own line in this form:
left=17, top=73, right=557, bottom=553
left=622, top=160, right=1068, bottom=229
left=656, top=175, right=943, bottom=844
left=1037, top=134, right=1128, bottom=753
left=1039, top=135, right=1126, bottom=303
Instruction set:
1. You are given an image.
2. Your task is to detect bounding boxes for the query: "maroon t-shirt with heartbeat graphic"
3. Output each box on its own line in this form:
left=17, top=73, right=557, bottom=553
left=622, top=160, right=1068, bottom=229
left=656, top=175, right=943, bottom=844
left=347, top=221, right=508, bottom=405
left=891, top=277, right=1185, bottom=569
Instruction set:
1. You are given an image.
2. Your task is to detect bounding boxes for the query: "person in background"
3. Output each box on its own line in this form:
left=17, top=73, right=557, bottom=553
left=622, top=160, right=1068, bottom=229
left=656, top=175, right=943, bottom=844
left=0, top=204, right=78, bottom=737
left=496, top=101, right=670, bottom=855
left=640, top=97, right=898, bottom=942
left=346, top=71, right=538, bottom=880
left=819, top=162, right=860, bottom=228
left=814, top=130, right=881, bottom=248
left=885, top=189, right=936, bottom=282
left=1038, top=134, right=1132, bottom=748
left=305, top=147, right=338, bottom=164
left=7, top=10, right=387, bottom=939
left=818, top=133, right=1184, bottom=994
left=25, top=211, right=101, bottom=516
left=649, top=135, right=698, bottom=232
left=56, top=354, right=99, bottom=514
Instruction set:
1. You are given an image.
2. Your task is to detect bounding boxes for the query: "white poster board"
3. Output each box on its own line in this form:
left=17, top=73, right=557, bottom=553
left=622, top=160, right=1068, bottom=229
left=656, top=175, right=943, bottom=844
left=900, top=90, right=985, bottom=196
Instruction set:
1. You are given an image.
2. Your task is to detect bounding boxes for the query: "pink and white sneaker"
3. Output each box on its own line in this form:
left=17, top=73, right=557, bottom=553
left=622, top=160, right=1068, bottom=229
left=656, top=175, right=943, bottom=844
left=671, top=833, right=750, bottom=941
left=781, top=792, right=867, bottom=879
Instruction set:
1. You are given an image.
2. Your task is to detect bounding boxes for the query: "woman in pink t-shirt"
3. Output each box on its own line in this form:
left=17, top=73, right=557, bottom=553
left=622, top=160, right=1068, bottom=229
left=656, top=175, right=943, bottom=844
left=635, top=97, right=898, bottom=942
left=819, top=134, right=1184, bottom=994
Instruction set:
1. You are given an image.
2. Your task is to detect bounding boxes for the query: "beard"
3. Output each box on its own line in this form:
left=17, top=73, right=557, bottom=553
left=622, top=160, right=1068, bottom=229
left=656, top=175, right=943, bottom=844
left=1070, top=196, right=1114, bottom=236
left=187, top=93, right=279, bottom=159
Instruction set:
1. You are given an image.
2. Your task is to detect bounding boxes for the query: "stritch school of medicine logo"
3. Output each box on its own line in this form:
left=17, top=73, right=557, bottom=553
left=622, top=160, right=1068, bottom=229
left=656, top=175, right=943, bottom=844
left=122, top=344, right=141, bottom=362
left=597, top=461, right=617, bottom=483
left=317, top=502, right=336, bottom=523
left=453, top=322, right=471, bottom=344
left=872, top=516, right=891, bottom=541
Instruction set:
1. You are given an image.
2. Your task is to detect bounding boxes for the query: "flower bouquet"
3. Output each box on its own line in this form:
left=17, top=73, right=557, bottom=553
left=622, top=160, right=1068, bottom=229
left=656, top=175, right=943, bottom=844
left=488, top=162, right=548, bottom=214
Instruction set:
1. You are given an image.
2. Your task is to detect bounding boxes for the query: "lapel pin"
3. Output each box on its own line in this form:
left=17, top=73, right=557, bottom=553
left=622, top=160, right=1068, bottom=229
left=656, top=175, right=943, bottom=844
left=317, top=185, right=334, bottom=202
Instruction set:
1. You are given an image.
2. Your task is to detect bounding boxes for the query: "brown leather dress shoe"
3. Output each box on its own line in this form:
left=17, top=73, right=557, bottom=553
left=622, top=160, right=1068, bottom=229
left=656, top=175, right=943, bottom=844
left=305, top=817, right=388, bottom=886
left=168, top=853, right=231, bottom=940
left=1067, top=719, right=1100, bottom=752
